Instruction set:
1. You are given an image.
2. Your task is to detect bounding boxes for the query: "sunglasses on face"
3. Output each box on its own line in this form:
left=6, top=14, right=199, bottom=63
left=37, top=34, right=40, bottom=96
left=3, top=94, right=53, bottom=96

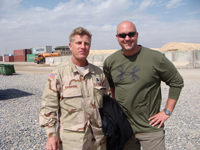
left=117, top=32, right=137, bottom=38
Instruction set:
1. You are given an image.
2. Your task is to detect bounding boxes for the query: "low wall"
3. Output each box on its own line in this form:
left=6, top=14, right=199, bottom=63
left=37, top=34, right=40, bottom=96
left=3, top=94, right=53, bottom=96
left=45, top=50, right=200, bottom=69
left=162, top=50, right=194, bottom=69
left=194, top=50, right=200, bottom=68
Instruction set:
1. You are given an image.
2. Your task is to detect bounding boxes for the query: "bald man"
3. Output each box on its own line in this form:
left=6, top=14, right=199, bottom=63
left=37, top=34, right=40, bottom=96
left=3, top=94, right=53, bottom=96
left=103, top=21, right=184, bottom=150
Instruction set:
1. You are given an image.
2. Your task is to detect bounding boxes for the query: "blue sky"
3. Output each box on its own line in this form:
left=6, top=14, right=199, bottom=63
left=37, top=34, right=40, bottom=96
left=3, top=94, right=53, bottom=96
left=0, top=0, right=200, bottom=54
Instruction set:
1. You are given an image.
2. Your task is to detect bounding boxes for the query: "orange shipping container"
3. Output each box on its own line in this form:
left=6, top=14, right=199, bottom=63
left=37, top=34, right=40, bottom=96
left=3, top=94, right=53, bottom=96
left=0, top=56, right=3, bottom=61
left=14, top=55, right=27, bottom=62
left=4, top=56, right=14, bottom=62
left=14, top=49, right=31, bottom=56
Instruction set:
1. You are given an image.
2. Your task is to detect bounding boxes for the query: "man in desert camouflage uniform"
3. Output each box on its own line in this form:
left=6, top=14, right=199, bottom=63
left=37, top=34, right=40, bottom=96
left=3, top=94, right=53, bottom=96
left=39, top=27, right=109, bottom=150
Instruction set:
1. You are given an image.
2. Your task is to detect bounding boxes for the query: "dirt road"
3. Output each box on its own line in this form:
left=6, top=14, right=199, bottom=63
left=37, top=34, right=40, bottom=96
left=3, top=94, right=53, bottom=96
left=1, top=62, right=200, bottom=80
left=1, top=62, right=56, bottom=75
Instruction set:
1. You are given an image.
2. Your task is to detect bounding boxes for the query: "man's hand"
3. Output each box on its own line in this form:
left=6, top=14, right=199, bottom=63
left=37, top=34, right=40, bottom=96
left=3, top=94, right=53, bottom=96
left=148, top=110, right=170, bottom=128
left=45, top=136, right=60, bottom=150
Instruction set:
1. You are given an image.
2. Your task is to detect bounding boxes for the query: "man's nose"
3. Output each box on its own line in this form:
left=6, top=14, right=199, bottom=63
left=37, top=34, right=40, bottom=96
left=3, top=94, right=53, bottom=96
left=81, top=43, right=86, bottom=48
left=125, top=35, right=130, bottom=40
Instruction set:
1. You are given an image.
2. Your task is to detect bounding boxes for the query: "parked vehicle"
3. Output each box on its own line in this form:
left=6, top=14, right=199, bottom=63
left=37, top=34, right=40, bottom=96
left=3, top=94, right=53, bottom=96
left=34, top=53, right=60, bottom=64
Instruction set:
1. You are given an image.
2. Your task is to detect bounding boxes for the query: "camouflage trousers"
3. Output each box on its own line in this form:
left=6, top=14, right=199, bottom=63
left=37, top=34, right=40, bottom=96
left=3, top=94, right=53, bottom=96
left=59, top=126, right=106, bottom=150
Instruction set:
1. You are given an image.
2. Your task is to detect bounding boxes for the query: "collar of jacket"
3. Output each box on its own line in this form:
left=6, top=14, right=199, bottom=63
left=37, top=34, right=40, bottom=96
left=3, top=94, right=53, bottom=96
left=69, top=59, right=96, bottom=76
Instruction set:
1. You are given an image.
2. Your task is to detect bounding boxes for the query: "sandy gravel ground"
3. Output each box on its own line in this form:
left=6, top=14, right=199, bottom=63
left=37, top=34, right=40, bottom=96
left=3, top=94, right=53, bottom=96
left=2, top=62, right=200, bottom=79
left=1, top=62, right=56, bottom=75
left=4, top=61, right=200, bottom=80
left=1, top=62, right=200, bottom=149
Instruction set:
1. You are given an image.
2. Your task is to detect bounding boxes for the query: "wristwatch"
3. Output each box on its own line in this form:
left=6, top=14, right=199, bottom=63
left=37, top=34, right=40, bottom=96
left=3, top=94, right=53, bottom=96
left=164, top=108, right=171, bottom=116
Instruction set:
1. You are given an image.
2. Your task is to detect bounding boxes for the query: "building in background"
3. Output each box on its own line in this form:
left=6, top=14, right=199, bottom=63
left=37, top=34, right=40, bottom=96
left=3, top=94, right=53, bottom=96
left=54, top=46, right=71, bottom=56
left=32, top=46, right=52, bottom=54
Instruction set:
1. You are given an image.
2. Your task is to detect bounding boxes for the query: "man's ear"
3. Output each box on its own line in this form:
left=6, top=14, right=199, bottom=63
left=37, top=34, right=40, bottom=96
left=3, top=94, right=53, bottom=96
left=116, top=34, right=119, bottom=41
left=69, top=42, right=72, bottom=50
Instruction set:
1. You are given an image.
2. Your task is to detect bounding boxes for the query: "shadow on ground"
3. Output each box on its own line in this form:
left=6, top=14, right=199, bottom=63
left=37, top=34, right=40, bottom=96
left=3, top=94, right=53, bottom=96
left=0, top=89, right=34, bottom=100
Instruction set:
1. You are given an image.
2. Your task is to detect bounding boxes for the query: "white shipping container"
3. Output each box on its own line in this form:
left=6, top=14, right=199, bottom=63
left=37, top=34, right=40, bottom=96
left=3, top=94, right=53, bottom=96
left=32, top=46, right=52, bottom=54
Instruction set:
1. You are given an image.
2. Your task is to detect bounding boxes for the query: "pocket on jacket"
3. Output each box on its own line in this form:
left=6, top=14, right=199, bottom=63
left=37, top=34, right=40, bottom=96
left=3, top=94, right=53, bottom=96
left=62, top=87, right=82, bottom=112
left=94, top=86, right=106, bottom=96
left=94, top=86, right=106, bottom=107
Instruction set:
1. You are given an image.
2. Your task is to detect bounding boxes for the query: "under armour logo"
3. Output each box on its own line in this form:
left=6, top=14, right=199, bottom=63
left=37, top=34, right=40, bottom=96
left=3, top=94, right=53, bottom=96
left=117, top=65, right=140, bottom=82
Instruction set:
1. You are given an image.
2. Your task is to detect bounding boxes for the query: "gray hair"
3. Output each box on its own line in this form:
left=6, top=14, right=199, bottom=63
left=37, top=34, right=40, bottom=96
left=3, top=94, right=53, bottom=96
left=69, top=27, right=92, bottom=43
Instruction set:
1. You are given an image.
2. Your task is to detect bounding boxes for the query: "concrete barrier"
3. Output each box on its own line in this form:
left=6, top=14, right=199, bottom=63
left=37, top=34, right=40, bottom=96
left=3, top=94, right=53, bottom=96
left=163, top=50, right=200, bottom=69
left=162, top=51, right=173, bottom=62
left=45, top=50, right=200, bottom=69
left=171, top=51, right=193, bottom=69
left=46, top=56, right=70, bottom=66
left=61, top=56, right=71, bottom=63
left=46, top=56, right=62, bottom=66
left=87, top=55, right=94, bottom=64
left=194, top=50, right=200, bottom=68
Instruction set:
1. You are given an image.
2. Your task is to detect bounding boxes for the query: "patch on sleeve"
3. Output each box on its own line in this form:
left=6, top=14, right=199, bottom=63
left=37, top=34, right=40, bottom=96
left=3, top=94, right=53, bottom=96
left=49, top=72, right=56, bottom=79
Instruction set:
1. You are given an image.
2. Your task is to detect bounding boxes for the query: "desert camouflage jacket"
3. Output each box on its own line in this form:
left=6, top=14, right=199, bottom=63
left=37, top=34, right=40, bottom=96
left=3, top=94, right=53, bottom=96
left=39, top=60, right=109, bottom=143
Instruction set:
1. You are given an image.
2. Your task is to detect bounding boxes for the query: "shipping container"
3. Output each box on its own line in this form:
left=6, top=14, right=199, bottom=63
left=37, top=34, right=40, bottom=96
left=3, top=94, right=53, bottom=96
left=4, top=56, right=14, bottom=62
left=14, top=49, right=31, bottom=56
left=14, top=55, right=27, bottom=62
left=0, top=56, right=3, bottom=61
left=32, top=46, right=52, bottom=54
left=27, top=54, right=37, bottom=62
left=2, top=54, right=9, bottom=62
